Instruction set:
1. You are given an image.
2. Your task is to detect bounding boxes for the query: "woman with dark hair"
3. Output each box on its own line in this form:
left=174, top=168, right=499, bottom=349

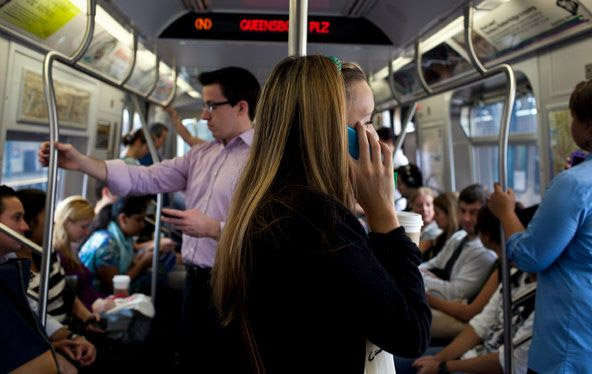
left=78, top=196, right=154, bottom=293
left=489, top=80, right=592, bottom=372
left=212, top=56, right=430, bottom=373
left=420, top=192, right=459, bottom=261
left=121, top=129, right=148, bottom=165
left=395, top=163, right=423, bottom=211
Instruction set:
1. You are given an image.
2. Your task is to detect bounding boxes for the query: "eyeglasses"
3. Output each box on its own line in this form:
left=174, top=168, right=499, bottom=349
left=201, top=101, right=232, bottom=113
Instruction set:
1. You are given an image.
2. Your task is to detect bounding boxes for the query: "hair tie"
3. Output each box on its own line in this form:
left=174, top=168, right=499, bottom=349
left=328, top=56, right=342, bottom=71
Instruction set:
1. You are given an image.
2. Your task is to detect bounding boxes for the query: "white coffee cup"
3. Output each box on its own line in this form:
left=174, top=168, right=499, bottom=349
left=396, top=211, right=423, bottom=245
left=113, top=275, right=131, bottom=297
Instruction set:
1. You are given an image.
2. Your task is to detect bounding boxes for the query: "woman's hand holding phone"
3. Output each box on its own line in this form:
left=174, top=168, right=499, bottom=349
left=349, top=122, right=399, bottom=233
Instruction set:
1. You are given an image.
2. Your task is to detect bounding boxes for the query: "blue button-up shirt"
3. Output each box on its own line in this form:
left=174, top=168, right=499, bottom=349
left=506, top=154, right=592, bottom=373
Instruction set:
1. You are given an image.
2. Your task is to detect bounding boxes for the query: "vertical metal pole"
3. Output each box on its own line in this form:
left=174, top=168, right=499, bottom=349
left=131, top=96, right=162, bottom=304
left=288, top=0, right=308, bottom=56
left=465, top=5, right=516, bottom=373
left=394, top=103, right=417, bottom=156
left=39, top=0, right=96, bottom=326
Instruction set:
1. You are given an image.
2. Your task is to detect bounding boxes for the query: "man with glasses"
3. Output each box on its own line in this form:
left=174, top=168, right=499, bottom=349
left=38, top=66, right=261, bottom=370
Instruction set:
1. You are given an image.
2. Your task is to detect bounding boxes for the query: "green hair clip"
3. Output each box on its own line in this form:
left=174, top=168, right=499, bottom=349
left=328, top=56, right=343, bottom=71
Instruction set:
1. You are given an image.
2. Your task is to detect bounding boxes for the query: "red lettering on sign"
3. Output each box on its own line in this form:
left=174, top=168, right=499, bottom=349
left=238, top=18, right=330, bottom=34
left=194, top=17, right=212, bottom=31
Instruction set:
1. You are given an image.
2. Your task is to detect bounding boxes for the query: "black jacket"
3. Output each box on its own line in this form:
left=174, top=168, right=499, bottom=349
left=225, top=187, right=431, bottom=373
left=0, top=257, right=53, bottom=373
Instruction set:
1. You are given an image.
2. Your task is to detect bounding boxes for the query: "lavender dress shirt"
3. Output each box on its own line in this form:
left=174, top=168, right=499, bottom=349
left=105, top=129, right=253, bottom=268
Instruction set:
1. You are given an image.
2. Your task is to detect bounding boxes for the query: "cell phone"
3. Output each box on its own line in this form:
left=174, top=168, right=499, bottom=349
left=347, top=126, right=360, bottom=159
left=348, top=126, right=375, bottom=160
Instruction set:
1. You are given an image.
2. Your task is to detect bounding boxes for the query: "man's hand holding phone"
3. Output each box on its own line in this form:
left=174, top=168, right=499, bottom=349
left=161, top=208, right=222, bottom=239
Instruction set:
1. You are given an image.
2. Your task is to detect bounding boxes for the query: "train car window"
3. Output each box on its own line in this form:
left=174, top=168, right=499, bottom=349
left=122, top=108, right=131, bottom=135
left=132, top=112, right=142, bottom=131
left=466, top=94, right=537, bottom=137
left=176, top=118, right=213, bottom=157
left=1, top=131, right=87, bottom=199
left=451, top=73, right=541, bottom=205
left=473, top=143, right=540, bottom=206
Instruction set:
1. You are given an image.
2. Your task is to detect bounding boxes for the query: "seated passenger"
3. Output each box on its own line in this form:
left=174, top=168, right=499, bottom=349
left=426, top=204, right=538, bottom=340
left=121, top=129, right=148, bottom=165
left=419, top=184, right=497, bottom=339
left=408, top=207, right=538, bottom=374
left=17, top=190, right=106, bottom=333
left=78, top=196, right=154, bottom=294
left=0, top=185, right=89, bottom=373
left=420, top=192, right=459, bottom=261
left=94, top=181, right=118, bottom=215
left=411, top=187, right=442, bottom=251
left=53, top=195, right=116, bottom=313
left=0, top=185, right=58, bottom=374
left=395, top=163, right=423, bottom=211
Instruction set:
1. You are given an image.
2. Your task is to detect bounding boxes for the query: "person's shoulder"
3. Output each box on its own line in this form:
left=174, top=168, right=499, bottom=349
left=80, top=230, right=111, bottom=252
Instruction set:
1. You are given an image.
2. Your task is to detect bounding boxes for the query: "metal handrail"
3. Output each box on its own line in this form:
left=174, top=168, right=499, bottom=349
left=387, top=58, right=401, bottom=104
left=132, top=96, right=163, bottom=305
left=119, top=32, right=138, bottom=86
left=0, top=223, right=43, bottom=255
left=464, top=5, right=516, bottom=373
left=146, top=54, right=161, bottom=99
left=163, top=67, right=178, bottom=107
left=288, top=0, right=308, bottom=56
left=39, top=0, right=96, bottom=327
left=415, top=41, right=433, bottom=95
left=393, top=103, right=417, bottom=157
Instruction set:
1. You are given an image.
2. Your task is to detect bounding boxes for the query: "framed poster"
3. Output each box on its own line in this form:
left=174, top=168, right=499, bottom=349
left=95, top=120, right=111, bottom=151
left=18, top=68, right=91, bottom=129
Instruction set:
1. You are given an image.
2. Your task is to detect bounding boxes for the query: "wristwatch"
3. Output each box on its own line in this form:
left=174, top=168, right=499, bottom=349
left=438, top=361, right=450, bottom=374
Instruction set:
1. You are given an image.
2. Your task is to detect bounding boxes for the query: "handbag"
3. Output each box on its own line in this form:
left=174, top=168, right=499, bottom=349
left=364, top=341, right=395, bottom=374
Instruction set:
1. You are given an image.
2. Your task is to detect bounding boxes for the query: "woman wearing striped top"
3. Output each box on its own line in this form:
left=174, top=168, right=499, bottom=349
left=17, top=190, right=103, bottom=329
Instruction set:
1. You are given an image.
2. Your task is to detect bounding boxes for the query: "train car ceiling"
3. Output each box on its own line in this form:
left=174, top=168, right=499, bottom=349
left=106, top=0, right=473, bottom=89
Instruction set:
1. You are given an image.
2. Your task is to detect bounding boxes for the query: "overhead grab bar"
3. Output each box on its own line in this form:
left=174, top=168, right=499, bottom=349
left=39, top=0, right=96, bottom=327
left=464, top=5, right=516, bottom=373
left=387, top=58, right=402, bottom=105
left=415, top=41, right=433, bottom=95
left=131, top=96, right=163, bottom=305
left=0, top=223, right=43, bottom=256
left=164, top=67, right=179, bottom=108
left=119, top=32, right=138, bottom=86
left=145, top=53, right=161, bottom=99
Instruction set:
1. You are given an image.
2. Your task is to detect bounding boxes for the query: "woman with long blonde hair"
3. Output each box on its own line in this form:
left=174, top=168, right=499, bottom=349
left=212, top=56, right=430, bottom=373
left=54, top=196, right=113, bottom=312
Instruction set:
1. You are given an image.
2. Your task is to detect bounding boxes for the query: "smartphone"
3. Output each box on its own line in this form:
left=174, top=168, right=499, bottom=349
left=347, top=126, right=375, bottom=160
left=347, top=126, right=360, bottom=159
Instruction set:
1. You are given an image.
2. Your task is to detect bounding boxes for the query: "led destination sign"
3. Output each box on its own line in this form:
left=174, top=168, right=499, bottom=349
left=161, top=13, right=392, bottom=45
